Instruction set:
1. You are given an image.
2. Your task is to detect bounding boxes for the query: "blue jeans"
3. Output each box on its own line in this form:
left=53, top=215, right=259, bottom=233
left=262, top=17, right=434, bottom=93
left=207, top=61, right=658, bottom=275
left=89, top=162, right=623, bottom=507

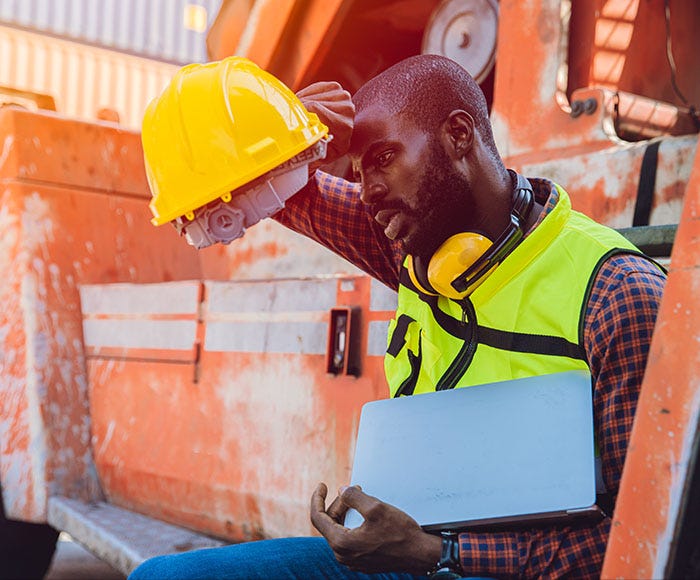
left=129, top=536, right=440, bottom=580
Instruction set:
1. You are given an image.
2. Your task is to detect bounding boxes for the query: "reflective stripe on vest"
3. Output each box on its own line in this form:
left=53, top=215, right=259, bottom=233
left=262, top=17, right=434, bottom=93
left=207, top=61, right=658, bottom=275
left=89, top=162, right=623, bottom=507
left=385, top=185, right=642, bottom=397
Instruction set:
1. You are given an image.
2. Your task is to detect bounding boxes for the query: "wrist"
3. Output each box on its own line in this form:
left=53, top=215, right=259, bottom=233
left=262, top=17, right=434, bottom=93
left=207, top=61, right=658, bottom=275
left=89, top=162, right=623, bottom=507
left=427, top=532, right=463, bottom=578
left=407, top=531, right=443, bottom=575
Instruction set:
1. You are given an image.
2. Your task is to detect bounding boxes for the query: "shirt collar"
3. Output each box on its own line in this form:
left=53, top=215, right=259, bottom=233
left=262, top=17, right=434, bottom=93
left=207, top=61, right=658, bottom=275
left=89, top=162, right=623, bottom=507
left=526, top=177, right=559, bottom=235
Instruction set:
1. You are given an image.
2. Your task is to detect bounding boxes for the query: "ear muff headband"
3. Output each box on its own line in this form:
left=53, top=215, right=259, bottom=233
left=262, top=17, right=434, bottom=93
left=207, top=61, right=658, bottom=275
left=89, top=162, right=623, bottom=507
left=408, top=171, right=534, bottom=300
left=449, top=173, right=534, bottom=294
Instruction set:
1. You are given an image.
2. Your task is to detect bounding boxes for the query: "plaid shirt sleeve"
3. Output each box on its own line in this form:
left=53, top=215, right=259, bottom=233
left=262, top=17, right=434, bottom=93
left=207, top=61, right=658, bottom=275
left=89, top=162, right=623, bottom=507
left=274, top=170, right=404, bottom=289
left=456, top=254, right=666, bottom=579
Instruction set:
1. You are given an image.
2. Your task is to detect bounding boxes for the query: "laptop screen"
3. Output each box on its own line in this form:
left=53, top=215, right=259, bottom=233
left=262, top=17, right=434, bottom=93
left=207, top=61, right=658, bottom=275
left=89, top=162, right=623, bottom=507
left=344, top=370, right=597, bottom=531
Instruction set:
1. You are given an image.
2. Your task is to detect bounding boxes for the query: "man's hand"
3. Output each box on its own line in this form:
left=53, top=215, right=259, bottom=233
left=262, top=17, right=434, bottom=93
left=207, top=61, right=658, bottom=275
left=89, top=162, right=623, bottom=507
left=296, top=82, right=354, bottom=168
left=310, top=483, right=442, bottom=575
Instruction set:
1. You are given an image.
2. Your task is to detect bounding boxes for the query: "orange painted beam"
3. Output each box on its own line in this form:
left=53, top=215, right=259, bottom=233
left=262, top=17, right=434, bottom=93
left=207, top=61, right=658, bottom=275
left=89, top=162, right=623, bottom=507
left=236, top=0, right=298, bottom=69
left=492, top=0, right=615, bottom=162
left=205, top=0, right=350, bottom=91
left=602, top=131, right=700, bottom=577
left=206, top=0, right=255, bottom=62
left=284, top=0, right=351, bottom=90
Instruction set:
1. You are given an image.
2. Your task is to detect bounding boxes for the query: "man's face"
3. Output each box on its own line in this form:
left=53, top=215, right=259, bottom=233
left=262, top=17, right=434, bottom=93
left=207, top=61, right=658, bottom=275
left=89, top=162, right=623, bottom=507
left=349, top=103, right=476, bottom=260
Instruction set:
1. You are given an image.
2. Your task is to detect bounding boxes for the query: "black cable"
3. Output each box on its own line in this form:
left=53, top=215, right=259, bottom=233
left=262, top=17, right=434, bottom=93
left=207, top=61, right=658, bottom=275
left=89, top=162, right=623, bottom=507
left=664, top=0, right=700, bottom=130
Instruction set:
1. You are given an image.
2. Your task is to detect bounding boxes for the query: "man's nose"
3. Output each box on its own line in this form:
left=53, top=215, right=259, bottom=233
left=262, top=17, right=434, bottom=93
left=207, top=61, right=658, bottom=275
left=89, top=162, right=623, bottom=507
left=359, top=180, right=388, bottom=205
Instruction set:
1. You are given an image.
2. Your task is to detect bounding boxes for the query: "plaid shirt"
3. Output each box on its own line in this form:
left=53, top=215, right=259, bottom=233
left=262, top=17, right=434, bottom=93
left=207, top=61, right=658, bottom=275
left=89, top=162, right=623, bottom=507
left=276, top=171, right=666, bottom=579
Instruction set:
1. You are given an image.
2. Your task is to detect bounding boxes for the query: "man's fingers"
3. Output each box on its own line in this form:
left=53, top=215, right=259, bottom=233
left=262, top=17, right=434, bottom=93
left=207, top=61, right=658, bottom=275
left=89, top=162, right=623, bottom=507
left=310, top=483, right=357, bottom=554
left=296, top=82, right=354, bottom=119
left=296, top=81, right=349, bottom=101
left=326, top=493, right=350, bottom=523
left=339, top=486, right=382, bottom=520
left=295, top=82, right=354, bottom=165
left=310, top=482, right=328, bottom=515
left=310, top=483, right=339, bottom=536
left=302, top=100, right=354, bottom=123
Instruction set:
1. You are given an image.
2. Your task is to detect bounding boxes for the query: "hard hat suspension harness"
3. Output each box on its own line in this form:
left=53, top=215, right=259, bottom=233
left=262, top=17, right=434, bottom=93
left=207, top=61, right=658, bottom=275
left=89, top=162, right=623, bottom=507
left=174, top=137, right=329, bottom=249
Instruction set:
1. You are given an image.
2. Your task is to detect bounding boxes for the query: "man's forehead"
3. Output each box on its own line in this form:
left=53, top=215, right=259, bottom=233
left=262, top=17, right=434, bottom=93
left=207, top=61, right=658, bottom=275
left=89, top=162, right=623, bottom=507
left=348, top=104, right=414, bottom=158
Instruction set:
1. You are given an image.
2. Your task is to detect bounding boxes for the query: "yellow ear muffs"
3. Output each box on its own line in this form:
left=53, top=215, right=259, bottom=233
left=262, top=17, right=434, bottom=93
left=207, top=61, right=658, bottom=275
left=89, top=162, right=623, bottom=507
left=427, top=233, right=495, bottom=299
left=405, top=255, right=438, bottom=295
left=405, top=171, right=534, bottom=301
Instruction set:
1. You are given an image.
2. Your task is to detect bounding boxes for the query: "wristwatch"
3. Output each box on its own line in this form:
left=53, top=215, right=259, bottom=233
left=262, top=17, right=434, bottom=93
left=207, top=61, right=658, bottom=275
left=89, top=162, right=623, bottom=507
left=428, top=532, right=464, bottom=579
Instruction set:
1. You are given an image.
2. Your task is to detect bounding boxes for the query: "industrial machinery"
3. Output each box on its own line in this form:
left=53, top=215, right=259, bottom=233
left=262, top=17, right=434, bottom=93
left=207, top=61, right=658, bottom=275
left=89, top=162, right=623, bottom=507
left=0, top=1, right=698, bottom=578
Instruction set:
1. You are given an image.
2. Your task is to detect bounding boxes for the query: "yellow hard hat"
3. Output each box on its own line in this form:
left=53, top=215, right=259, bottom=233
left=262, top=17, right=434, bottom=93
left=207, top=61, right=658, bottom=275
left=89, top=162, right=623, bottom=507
left=142, top=57, right=329, bottom=226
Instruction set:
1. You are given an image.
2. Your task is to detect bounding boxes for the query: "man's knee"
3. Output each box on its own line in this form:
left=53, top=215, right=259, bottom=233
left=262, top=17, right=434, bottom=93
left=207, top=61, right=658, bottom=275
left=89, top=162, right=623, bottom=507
left=129, top=554, right=175, bottom=580
left=127, top=537, right=336, bottom=580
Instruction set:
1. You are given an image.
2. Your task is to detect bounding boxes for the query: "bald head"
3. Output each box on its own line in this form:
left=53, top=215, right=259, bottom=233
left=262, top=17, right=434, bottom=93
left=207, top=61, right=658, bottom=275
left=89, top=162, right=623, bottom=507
left=353, top=54, right=500, bottom=159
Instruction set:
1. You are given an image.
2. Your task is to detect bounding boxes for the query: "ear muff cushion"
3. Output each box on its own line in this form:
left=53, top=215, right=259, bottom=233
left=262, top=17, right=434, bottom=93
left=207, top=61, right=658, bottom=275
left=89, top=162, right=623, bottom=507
left=427, top=233, right=493, bottom=299
left=405, top=255, right=439, bottom=295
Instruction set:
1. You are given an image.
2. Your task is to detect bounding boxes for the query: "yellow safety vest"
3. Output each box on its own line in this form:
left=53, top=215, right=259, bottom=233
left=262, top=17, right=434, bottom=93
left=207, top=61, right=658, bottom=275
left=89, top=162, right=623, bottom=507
left=385, top=185, right=643, bottom=397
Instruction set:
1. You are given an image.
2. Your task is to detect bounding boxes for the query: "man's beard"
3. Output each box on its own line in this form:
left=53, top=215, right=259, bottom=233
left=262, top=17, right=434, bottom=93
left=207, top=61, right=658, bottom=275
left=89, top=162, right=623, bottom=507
left=402, top=145, right=477, bottom=261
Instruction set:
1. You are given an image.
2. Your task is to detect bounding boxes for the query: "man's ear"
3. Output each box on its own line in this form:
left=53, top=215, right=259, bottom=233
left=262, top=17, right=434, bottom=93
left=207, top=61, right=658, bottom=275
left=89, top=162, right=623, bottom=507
left=442, top=110, right=474, bottom=160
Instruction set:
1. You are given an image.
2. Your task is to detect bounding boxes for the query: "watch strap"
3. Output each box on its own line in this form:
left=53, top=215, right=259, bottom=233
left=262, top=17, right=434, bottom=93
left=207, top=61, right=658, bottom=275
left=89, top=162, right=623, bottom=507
left=428, top=532, right=463, bottom=578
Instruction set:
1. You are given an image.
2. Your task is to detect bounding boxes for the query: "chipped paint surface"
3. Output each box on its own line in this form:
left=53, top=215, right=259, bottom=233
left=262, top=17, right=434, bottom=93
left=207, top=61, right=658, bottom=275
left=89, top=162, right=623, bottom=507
left=602, top=135, right=700, bottom=578
left=200, top=219, right=363, bottom=281
left=493, top=1, right=612, bottom=159
left=0, top=107, right=205, bottom=522
left=653, top=386, right=700, bottom=579
left=83, top=277, right=390, bottom=541
left=519, top=134, right=698, bottom=227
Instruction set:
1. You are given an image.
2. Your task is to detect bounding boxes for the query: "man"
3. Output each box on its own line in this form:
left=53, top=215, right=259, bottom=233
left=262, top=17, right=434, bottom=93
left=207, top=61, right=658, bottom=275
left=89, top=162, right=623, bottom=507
left=131, top=55, right=665, bottom=579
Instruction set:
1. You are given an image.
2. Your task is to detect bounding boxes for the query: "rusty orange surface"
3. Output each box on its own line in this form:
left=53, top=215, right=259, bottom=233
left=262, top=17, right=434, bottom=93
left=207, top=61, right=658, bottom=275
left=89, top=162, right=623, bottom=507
left=235, top=0, right=298, bottom=70
left=88, top=354, right=387, bottom=541
left=0, top=108, right=212, bottom=522
left=568, top=0, right=700, bottom=111
left=3, top=0, right=699, bottom=558
left=84, top=276, right=394, bottom=540
left=206, top=0, right=255, bottom=64
left=492, top=1, right=616, bottom=162
left=601, top=132, right=700, bottom=577
left=206, top=0, right=350, bottom=90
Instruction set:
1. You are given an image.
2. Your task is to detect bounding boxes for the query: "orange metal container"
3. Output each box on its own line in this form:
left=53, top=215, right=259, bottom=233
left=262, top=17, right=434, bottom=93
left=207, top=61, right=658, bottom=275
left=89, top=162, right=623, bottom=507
left=81, top=276, right=396, bottom=540
left=0, top=107, right=206, bottom=522
left=0, top=23, right=178, bottom=129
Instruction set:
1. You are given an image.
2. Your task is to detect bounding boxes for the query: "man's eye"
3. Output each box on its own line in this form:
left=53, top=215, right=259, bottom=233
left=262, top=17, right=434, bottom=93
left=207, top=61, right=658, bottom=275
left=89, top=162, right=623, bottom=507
left=376, top=151, right=393, bottom=167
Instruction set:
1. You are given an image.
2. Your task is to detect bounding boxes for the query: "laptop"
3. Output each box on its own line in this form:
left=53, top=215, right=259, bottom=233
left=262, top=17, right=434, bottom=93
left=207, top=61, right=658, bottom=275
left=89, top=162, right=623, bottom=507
left=344, top=370, right=604, bottom=531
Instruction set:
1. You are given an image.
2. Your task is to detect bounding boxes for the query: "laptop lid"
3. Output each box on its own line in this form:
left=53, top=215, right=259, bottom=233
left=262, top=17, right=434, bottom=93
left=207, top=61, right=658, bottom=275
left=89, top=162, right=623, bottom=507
left=344, top=370, right=599, bottom=531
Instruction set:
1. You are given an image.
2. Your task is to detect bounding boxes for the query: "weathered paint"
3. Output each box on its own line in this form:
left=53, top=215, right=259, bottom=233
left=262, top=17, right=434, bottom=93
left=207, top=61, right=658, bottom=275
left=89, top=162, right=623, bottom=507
left=83, top=276, right=395, bottom=540
left=47, top=496, right=225, bottom=576
left=199, top=0, right=697, bottom=284
left=491, top=0, right=608, bottom=159
left=568, top=0, right=700, bottom=113
left=518, top=134, right=698, bottom=227
left=207, top=0, right=350, bottom=90
left=492, top=0, right=699, bottom=159
left=198, top=218, right=365, bottom=281
left=0, top=107, right=208, bottom=522
left=601, top=128, right=700, bottom=579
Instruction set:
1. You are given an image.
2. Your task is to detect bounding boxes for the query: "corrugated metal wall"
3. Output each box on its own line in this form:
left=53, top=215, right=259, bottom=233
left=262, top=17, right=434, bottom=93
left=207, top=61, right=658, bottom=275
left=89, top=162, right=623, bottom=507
left=0, top=0, right=222, bottom=63
left=0, top=23, right=178, bottom=129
